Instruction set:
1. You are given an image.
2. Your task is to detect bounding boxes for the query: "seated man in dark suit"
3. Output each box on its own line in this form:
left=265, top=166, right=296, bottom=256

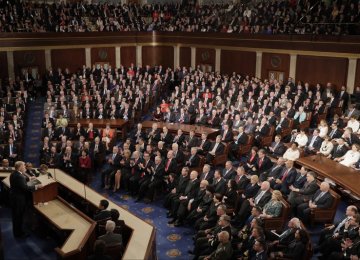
left=275, top=111, right=289, bottom=135
left=88, top=240, right=112, bottom=260
left=185, top=147, right=201, bottom=168
left=259, top=157, right=285, bottom=184
left=228, top=126, right=248, bottom=161
left=185, top=130, right=199, bottom=151
left=296, top=181, right=334, bottom=224
left=198, top=230, right=233, bottom=260
left=273, top=160, right=297, bottom=195
left=250, top=149, right=273, bottom=176
left=328, top=138, right=348, bottom=159
left=268, top=135, right=286, bottom=158
left=288, top=170, right=319, bottom=214
left=4, top=137, right=18, bottom=166
left=206, top=135, right=225, bottom=163
left=94, top=199, right=111, bottom=221
left=172, top=129, right=186, bottom=148
left=220, top=124, right=233, bottom=142
left=304, top=129, right=323, bottom=155
left=197, top=133, right=212, bottom=156
left=98, top=220, right=123, bottom=247
left=222, top=161, right=236, bottom=180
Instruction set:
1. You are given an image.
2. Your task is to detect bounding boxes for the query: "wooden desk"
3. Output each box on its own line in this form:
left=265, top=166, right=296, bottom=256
left=297, top=155, right=360, bottom=197
left=142, top=121, right=220, bottom=139
left=34, top=197, right=96, bottom=258
left=2, top=169, right=156, bottom=259
left=68, top=119, right=129, bottom=140
left=51, top=169, right=156, bottom=260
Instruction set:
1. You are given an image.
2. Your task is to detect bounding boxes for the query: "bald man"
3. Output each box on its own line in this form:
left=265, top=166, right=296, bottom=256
left=296, top=181, right=334, bottom=224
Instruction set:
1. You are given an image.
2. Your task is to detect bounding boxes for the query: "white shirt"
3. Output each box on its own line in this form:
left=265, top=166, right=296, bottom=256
left=340, top=150, right=360, bottom=167
left=347, top=120, right=360, bottom=133
left=295, top=134, right=308, bottom=147
left=318, top=126, right=329, bottom=138
left=283, top=148, right=300, bottom=161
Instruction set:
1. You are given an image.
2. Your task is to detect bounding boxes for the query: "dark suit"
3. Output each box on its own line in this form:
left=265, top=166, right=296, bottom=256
left=94, top=210, right=111, bottom=221
left=331, top=144, right=348, bottom=158
left=269, top=142, right=286, bottom=158
left=259, top=164, right=284, bottom=183
left=146, top=163, right=165, bottom=200
left=164, top=158, right=178, bottom=175
left=173, top=179, right=200, bottom=220
left=186, top=154, right=200, bottom=168
left=98, top=232, right=123, bottom=246
left=253, top=156, right=273, bottom=175
left=10, top=170, right=36, bottom=237
left=186, top=136, right=199, bottom=150
left=274, top=167, right=298, bottom=195
left=206, top=142, right=225, bottom=163
left=222, top=168, right=236, bottom=180
left=328, top=129, right=342, bottom=139
left=297, top=190, right=334, bottom=224
left=199, top=171, right=214, bottom=183
left=213, top=178, right=227, bottom=195
left=229, top=132, right=248, bottom=160
left=220, top=130, right=233, bottom=142
left=275, top=118, right=289, bottom=134
left=288, top=180, right=319, bottom=208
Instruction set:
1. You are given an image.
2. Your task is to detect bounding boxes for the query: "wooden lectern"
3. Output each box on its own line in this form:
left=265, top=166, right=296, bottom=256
left=31, top=174, right=58, bottom=204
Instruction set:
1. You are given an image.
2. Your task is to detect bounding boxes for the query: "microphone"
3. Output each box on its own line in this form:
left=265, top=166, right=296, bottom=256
left=47, top=172, right=53, bottom=179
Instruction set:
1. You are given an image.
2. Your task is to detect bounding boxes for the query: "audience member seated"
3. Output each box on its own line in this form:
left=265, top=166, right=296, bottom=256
left=283, top=142, right=301, bottom=161
left=98, top=220, right=123, bottom=247
left=296, top=181, right=334, bottom=225
left=94, top=199, right=111, bottom=221
left=87, top=240, right=112, bottom=260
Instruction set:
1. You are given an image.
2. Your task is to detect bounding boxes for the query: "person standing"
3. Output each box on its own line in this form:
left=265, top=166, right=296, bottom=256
left=10, top=161, right=42, bottom=238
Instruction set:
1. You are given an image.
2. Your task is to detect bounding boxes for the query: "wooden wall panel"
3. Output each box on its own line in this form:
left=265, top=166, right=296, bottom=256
left=296, top=55, right=348, bottom=91
left=220, top=50, right=256, bottom=76
left=180, top=47, right=191, bottom=68
left=13, top=50, right=46, bottom=76
left=91, top=47, right=115, bottom=67
left=0, top=52, right=8, bottom=79
left=196, top=48, right=215, bottom=71
left=51, top=48, right=85, bottom=72
left=355, top=59, right=360, bottom=91
left=120, top=46, right=136, bottom=68
left=142, top=46, right=174, bottom=69
left=261, top=52, right=290, bottom=81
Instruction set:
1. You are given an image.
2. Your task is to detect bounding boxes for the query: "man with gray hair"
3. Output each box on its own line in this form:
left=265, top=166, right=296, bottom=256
left=297, top=181, right=334, bottom=224
left=98, top=220, right=123, bottom=246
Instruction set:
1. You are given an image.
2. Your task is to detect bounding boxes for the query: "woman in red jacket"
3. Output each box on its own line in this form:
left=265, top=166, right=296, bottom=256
left=79, top=150, right=92, bottom=183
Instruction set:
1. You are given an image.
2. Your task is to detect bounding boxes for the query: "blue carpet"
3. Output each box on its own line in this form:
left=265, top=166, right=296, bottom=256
left=0, top=207, right=57, bottom=260
left=23, top=98, right=45, bottom=167
left=88, top=166, right=194, bottom=259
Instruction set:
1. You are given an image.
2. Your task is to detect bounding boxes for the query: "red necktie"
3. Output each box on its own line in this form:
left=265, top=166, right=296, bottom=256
left=165, top=159, right=171, bottom=171
left=259, top=158, right=263, bottom=168
left=281, top=169, right=289, bottom=182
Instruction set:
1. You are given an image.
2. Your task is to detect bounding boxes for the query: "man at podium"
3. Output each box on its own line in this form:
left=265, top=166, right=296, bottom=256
left=9, top=161, right=43, bottom=238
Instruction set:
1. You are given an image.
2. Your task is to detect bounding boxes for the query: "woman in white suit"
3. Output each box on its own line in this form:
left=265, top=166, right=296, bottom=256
left=335, top=144, right=360, bottom=167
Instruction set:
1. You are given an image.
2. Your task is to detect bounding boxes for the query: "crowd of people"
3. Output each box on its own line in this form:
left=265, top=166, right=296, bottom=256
left=0, top=0, right=359, bottom=35
left=32, top=59, right=360, bottom=258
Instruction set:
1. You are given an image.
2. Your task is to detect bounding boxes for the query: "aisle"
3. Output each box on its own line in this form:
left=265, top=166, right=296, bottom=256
left=23, top=97, right=45, bottom=166
left=89, top=170, right=195, bottom=259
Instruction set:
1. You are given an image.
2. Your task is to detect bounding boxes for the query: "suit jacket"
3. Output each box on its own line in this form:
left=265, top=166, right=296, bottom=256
left=222, top=168, right=236, bottom=180
left=209, top=241, right=233, bottom=260
left=312, top=190, right=334, bottom=209
left=270, top=142, right=287, bottom=157
left=173, top=150, right=185, bottom=166
left=98, top=232, right=123, bottom=246
left=254, top=190, right=272, bottom=208
left=196, top=114, right=208, bottom=125
left=9, top=170, right=36, bottom=204
left=199, top=171, right=214, bottom=183
left=164, top=158, right=177, bottom=175
left=183, top=179, right=199, bottom=199
left=150, top=163, right=165, bottom=181
left=186, top=136, right=199, bottom=150
left=297, top=180, right=319, bottom=201
left=209, top=142, right=225, bottom=156
left=236, top=175, right=250, bottom=191
left=220, top=130, right=233, bottom=142
left=234, top=132, right=248, bottom=146
left=255, top=156, right=273, bottom=174
left=279, top=167, right=298, bottom=194
left=172, top=134, right=186, bottom=147
left=331, top=144, right=348, bottom=158
left=276, top=117, right=289, bottom=131
left=94, top=210, right=111, bottom=221
left=306, top=135, right=323, bottom=150
left=175, top=175, right=189, bottom=195
left=292, top=173, right=307, bottom=189
left=328, top=129, right=342, bottom=139
left=4, top=144, right=18, bottom=158
left=186, top=154, right=200, bottom=168
left=161, top=132, right=173, bottom=145
left=213, top=178, right=227, bottom=195
left=199, top=139, right=212, bottom=152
